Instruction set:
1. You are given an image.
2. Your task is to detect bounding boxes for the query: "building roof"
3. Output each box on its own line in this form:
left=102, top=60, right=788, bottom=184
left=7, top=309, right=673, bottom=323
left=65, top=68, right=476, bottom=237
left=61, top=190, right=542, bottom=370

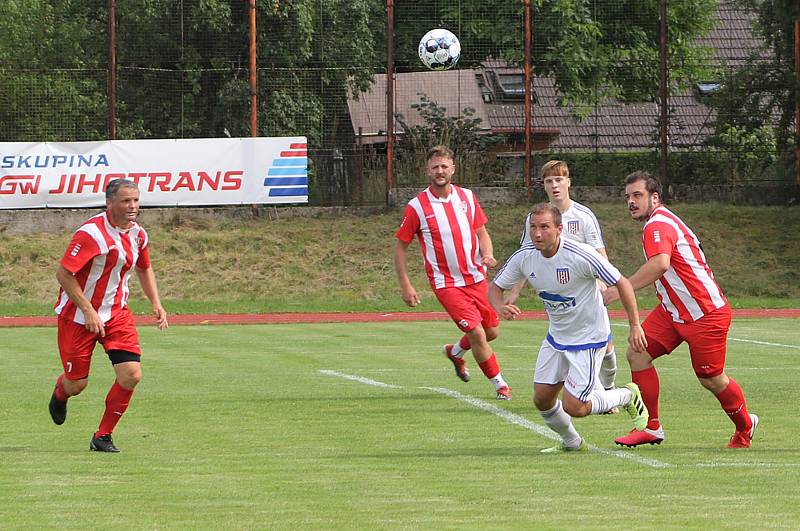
left=696, top=0, right=765, bottom=66
left=346, top=1, right=765, bottom=151
left=346, top=69, right=491, bottom=145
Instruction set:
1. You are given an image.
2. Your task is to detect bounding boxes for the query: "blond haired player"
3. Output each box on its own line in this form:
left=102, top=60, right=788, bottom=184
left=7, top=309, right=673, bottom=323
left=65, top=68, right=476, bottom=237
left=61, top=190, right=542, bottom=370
left=508, top=161, right=619, bottom=394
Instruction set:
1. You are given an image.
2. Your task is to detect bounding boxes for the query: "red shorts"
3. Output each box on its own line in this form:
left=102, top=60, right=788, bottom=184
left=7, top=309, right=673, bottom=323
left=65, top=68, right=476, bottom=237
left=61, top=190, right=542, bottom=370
left=57, top=306, right=141, bottom=381
left=434, top=281, right=500, bottom=333
left=642, top=303, right=731, bottom=378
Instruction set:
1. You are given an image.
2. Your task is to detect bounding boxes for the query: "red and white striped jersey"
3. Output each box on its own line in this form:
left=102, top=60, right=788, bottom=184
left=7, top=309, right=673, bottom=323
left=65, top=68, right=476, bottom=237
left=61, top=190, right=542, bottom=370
left=54, top=212, right=151, bottom=325
left=642, top=205, right=727, bottom=323
left=395, top=185, right=488, bottom=290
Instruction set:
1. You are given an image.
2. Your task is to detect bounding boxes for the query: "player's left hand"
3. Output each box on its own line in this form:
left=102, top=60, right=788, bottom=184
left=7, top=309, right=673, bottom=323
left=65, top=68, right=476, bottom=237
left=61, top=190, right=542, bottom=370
left=482, top=255, right=497, bottom=268
left=153, top=305, right=169, bottom=330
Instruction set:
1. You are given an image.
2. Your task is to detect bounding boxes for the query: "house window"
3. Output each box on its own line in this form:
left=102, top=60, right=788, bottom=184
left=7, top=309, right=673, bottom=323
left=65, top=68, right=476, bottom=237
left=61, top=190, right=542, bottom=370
left=697, top=82, right=721, bottom=95
left=497, top=73, right=525, bottom=99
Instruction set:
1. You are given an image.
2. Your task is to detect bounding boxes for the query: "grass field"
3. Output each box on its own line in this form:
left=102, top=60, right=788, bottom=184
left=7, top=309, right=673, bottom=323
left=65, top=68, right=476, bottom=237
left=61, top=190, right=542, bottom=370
left=2, top=317, right=798, bottom=529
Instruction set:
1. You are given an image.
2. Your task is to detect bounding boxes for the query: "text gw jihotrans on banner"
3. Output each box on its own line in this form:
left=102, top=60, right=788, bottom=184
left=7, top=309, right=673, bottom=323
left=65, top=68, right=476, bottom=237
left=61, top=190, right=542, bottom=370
left=0, top=137, right=308, bottom=209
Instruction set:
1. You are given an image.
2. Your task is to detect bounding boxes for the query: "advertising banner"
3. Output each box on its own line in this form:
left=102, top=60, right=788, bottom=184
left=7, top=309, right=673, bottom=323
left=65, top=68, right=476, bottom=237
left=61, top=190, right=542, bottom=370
left=0, top=137, right=308, bottom=209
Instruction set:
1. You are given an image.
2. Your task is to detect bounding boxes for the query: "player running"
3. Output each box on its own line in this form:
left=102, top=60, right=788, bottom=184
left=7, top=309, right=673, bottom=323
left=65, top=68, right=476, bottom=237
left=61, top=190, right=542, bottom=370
left=489, top=203, right=648, bottom=452
left=394, top=145, right=512, bottom=400
left=48, top=178, right=168, bottom=452
left=604, top=171, right=758, bottom=448
left=507, top=160, right=619, bottom=395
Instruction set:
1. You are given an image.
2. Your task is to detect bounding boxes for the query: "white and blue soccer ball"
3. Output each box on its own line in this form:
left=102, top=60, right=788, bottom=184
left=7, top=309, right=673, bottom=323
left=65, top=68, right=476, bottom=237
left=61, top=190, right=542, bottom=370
left=418, top=28, right=461, bottom=71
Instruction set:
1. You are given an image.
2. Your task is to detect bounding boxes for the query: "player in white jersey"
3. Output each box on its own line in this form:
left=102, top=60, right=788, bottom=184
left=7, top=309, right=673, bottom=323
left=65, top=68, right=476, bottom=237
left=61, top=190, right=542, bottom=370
left=489, top=203, right=648, bottom=452
left=507, top=160, right=619, bottom=393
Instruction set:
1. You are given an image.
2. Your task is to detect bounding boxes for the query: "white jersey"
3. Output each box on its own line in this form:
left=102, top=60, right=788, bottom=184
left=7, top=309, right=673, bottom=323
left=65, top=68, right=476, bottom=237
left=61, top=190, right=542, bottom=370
left=494, top=238, right=621, bottom=350
left=520, top=201, right=605, bottom=250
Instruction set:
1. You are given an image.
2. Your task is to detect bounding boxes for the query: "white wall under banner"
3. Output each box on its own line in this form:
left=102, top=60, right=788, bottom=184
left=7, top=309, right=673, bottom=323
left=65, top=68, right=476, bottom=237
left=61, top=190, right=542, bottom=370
left=0, top=137, right=308, bottom=209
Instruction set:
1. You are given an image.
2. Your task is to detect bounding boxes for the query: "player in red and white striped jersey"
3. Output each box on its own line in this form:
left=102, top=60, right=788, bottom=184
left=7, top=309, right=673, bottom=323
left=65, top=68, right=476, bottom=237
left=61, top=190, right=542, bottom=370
left=394, top=145, right=511, bottom=400
left=604, top=171, right=757, bottom=449
left=48, top=179, right=168, bottom=453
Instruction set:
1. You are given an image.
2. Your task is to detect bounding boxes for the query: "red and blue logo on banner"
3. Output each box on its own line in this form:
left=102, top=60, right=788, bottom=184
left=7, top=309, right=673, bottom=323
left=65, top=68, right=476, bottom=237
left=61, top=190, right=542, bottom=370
left=264, top=143, right=307, bottom=200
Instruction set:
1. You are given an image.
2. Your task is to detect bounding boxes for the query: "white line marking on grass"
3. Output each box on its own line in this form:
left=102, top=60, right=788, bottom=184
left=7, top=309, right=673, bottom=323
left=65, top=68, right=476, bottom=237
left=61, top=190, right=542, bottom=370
left=319, top=369, right=403, bottom=389
left=728, top=338, right=800, bottom=350
left=696, top=462, right=800, bottom=468
left=320, top=370, right=672, bottom=468
left=423, top=386, right=673, bottom=469
left=612, top=323, right=800, bottom=350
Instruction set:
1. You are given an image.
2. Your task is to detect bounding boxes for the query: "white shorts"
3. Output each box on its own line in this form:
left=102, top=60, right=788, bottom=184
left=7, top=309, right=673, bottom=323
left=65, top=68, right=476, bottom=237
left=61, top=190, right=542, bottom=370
left=533, top=340, right=607, bottom=403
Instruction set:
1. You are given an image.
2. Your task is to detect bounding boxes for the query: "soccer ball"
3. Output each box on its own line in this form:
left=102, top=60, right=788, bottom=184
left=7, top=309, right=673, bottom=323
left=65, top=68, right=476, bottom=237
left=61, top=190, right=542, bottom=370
left=418, top=29, right=461, bottom=71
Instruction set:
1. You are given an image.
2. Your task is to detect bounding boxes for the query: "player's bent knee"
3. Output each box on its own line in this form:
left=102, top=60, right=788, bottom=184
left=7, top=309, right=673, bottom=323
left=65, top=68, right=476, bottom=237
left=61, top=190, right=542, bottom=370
left=626, top=347, right=655, bottom=369
left=697, top=373, right=728, bottom=393
left=108, top=350, right=142, bottom=387
left=562, top=399, right=591, bottom=418
left=117, top=371, right=142, bottom=389
left=533, top=395, right=554, bottom=412
left=63, top=378, right=88, bottom=396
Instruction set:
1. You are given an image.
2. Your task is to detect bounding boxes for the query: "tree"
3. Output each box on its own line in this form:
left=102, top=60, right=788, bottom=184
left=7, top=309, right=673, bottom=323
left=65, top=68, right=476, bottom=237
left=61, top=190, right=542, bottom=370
left=115, top=0, right=237, bottom=138
left=706, top=0, right=799, bottom=178
left=0, top=0, right=107, bottom=141
left=391, top=0, right=717, bottom=116
left=217, top=0, right=383, bottom=144
left=393, top=94, right=507, bottom=184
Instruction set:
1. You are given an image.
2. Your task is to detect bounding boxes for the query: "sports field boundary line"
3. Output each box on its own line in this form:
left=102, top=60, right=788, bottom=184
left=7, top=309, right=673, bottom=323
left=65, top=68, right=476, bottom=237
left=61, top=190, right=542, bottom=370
left=2, top=308, right=798, bottom=328
left=320, top=369, right=673, bottom=469
left=611, top=322, right=800, bottom=350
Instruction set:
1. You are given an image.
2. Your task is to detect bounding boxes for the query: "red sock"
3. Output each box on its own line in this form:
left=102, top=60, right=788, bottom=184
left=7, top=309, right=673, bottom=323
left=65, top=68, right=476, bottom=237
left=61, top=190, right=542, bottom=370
left=54, top=374, right=69, bottom=401
left=458, top=335, right=471, bottom=351
left=714, top=378, right=751, bottom=432
left=478, top=353, right=500, bottom=379
left=95, top=381, right=134, bottom=437
left=632, top=367, right=661, bottom=430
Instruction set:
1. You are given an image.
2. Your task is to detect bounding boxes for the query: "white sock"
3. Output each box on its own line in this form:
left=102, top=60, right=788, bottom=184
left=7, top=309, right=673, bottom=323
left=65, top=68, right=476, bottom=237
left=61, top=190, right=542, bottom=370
left=589, top=387, right=633, bottom=414
left=540, top=399, right=581, bottom=446
left=450, top=341, right=466, bottom=358
left=599, top=348, right=617, bottom=389
left=491, top=373, right=508, bottom=390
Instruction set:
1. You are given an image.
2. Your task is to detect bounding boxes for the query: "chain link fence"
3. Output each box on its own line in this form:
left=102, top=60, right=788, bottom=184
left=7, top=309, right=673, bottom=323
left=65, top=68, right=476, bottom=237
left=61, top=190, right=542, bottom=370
left=0, top=1, right=797, bottom=205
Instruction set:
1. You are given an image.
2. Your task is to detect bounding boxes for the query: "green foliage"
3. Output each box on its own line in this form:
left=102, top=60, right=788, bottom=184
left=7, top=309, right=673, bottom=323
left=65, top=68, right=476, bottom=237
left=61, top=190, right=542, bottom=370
left=392, top=0, right=716, bottom=116
left=544, top=148, right=786, bottom=185
left=394, top=94, right=508, bottom=185
left=706, top=0, right=799, bottom=176
left=714, top=124, right=778, bottom=181
left=0, top=0, right=107, bottom=141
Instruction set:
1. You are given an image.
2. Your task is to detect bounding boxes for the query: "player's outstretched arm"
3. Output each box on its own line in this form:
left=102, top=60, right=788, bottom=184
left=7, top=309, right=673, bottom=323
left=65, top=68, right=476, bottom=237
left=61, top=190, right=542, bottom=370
left=603, top=253, right=670, bottom=305
left=136, top=266, right=168, bottom=330
left=504, top=279, right=526, bottom=305
left=393, top=240, right=420, bottom=307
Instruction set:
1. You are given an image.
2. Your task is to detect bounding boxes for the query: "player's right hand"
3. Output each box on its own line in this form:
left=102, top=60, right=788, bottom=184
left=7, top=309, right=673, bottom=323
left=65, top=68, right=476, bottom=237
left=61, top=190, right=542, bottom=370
left=84, top=309, right=105, bottom=337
